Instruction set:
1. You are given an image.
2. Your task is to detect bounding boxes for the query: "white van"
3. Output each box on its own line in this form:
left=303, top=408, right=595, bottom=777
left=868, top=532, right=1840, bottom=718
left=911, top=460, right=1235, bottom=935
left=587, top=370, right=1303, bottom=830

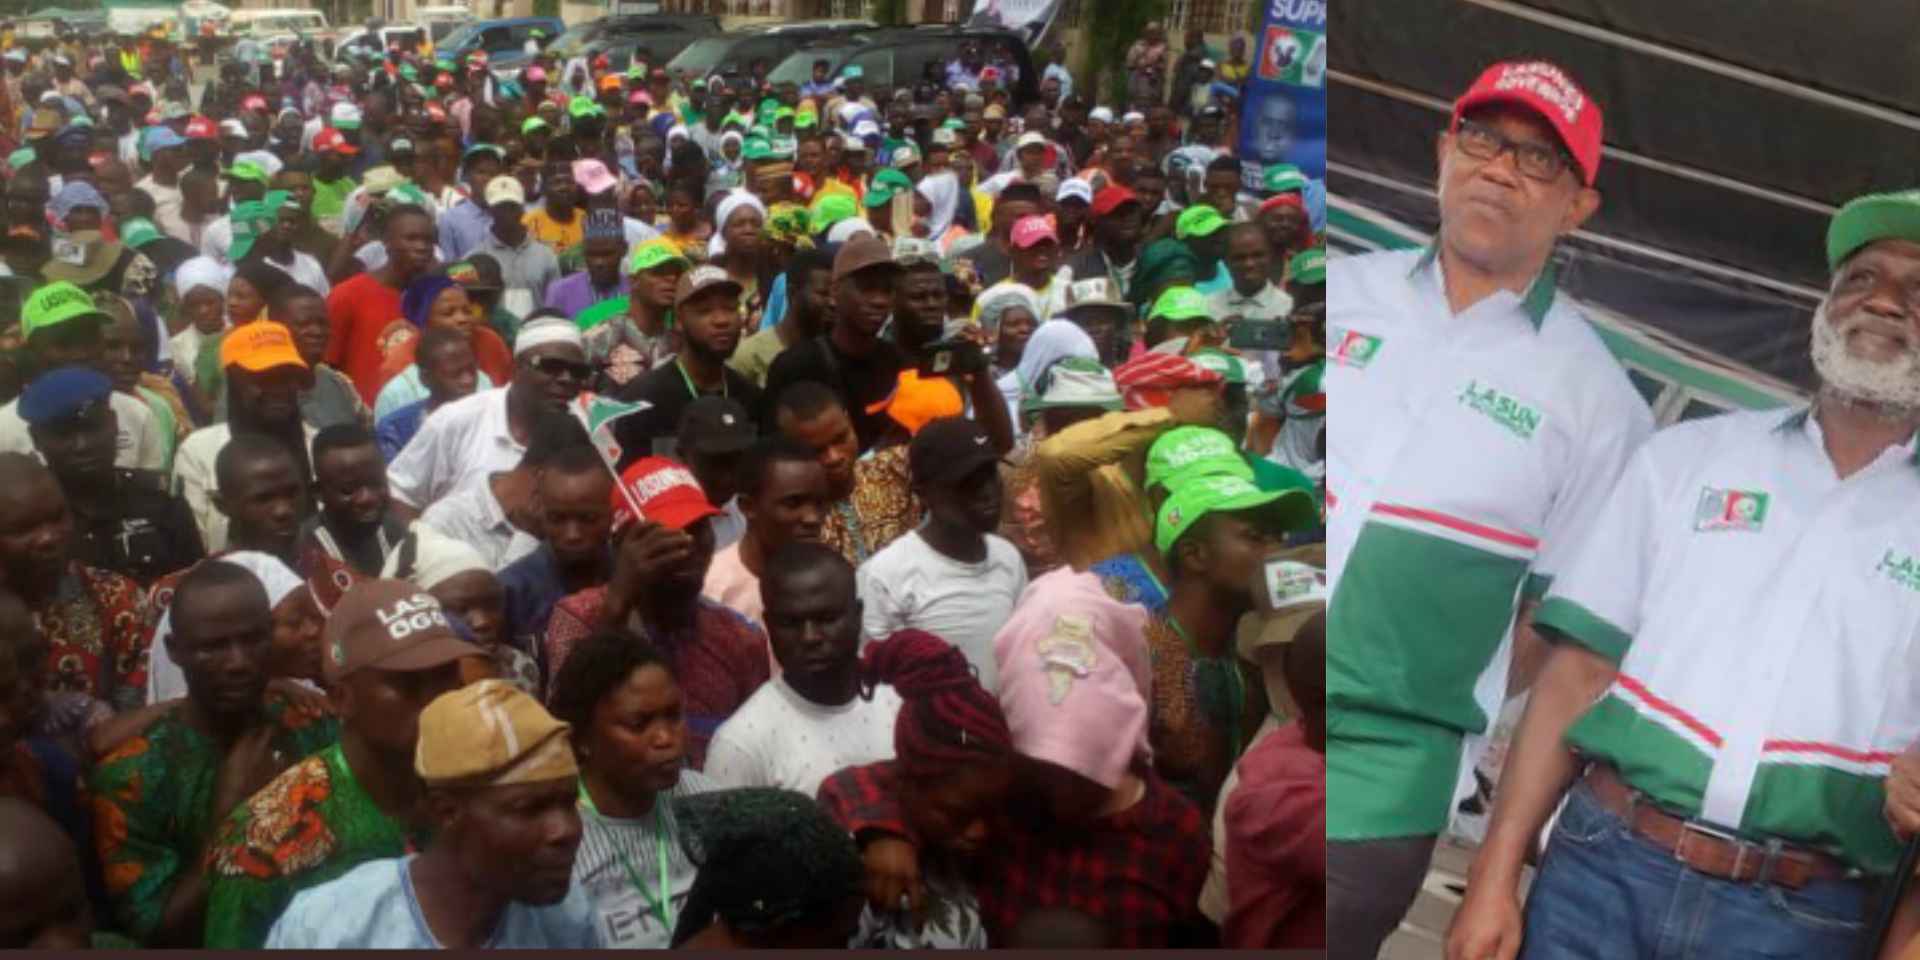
left=230, top=8, right=333, bottom=47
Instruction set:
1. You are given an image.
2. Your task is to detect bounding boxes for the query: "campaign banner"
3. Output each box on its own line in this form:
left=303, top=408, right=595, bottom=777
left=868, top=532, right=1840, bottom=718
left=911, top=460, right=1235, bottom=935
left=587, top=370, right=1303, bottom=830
left=1240, top=0, right=1327, bottom=190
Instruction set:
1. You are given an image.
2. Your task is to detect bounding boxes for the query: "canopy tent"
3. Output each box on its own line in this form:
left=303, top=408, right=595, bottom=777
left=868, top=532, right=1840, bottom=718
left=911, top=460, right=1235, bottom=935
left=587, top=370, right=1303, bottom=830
left=1329, top=0, right=1916, bottom=420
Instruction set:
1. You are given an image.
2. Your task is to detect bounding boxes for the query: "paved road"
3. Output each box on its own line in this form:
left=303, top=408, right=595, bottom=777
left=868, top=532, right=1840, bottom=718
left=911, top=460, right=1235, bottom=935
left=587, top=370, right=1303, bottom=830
left=1380, top=841, right=1536, bottom=960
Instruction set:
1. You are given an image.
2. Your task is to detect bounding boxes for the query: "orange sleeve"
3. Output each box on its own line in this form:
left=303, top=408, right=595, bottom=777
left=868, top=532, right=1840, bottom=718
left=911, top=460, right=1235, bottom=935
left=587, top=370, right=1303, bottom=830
left=473, top=327, right=515, bottom=384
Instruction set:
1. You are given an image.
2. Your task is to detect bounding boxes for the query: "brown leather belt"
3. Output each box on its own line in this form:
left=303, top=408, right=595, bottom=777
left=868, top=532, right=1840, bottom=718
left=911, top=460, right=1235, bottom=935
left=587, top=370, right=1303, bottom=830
left=1581, top=764, right=1855, bottom=890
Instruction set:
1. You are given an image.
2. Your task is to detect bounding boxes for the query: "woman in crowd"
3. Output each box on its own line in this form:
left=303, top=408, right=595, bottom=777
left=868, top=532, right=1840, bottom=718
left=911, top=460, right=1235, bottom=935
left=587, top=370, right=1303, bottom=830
left=373, top=272, right=513, bottom=418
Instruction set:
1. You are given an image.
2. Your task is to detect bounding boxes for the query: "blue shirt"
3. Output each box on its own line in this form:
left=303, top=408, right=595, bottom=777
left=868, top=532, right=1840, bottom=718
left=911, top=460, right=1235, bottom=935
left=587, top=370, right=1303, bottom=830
left=439, top=197, right=493, bottom=262
left=265, top=855, right=600, bottom=949
left=500, top=545, right=608, bottom=675
left=375, top=400, right=428, bottom=463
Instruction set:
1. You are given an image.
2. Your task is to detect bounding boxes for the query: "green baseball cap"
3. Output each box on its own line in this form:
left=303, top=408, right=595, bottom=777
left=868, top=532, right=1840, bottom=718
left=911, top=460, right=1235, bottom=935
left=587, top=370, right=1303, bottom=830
left=757, top=97, right=780, bottom=122
left=1145, top=426, right=1252, bottom=492
left=810, top=191, right=858, bottom=233
left=463, top=142, right=506, bottom=163
left=742, top=136, right=775, bottom=162
left=1149, top=286, right=1212, bottom=323
left=627, top=238, right=689, bottom=275
left=399, top=64, right=419, bottom=82
left=1263, top=163, right=1307, bottom=195
left=262, top=189, right=291, bottom=215
left=774, top=106, right=795, bottom=122
left=1190, top=348, right=1247, bottom=385
left=794, top=110, right=818, bottom=130
left=227, top=200, right=276, bottom=261
left=1155, top=473, right=1319, bottom=555
left=521, top=117, right=550, bottom=134
left=7, top=147, right=34, bottom=170
left=22, top=281, right=109, bottom=340
left=224, top=160, right=270, bottom=185
left=1288, top=248, right=1326, bottom=286
left=119, top=216, right=162, bottom=249
left=1828, top=190, right=1920, bottom=269
left=1175, top=205, right=1228, bottom=240
left=434, top=58, right=455, bottom=72
left=842, top=65, right=864, bottom=80
left=569, top=96, right=606, bottom=119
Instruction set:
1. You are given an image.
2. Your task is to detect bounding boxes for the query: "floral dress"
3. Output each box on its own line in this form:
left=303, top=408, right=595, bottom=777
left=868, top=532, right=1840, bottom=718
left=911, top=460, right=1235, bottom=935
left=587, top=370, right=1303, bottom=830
left=41, top=562, right=149, bottom=713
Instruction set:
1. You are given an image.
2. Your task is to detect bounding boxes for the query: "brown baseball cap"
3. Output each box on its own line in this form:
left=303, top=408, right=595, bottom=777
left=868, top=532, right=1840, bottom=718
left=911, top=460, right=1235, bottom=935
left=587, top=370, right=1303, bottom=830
left=832, top=233, right=900, bottom=283
left=322, top=579, right=484, bottom=683
left=674, top=263, right=744, bottom=308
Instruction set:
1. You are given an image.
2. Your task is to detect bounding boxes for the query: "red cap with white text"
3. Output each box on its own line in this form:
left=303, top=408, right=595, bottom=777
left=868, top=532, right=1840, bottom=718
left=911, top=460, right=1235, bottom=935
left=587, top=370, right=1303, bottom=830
left=1450, top=60, right=1603, bottom=186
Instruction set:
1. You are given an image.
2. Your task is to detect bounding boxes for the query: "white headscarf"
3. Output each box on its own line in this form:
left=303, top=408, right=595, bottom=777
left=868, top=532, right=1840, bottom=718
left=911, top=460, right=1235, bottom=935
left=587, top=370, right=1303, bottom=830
left=145, top=553, right=308, bottom=705
left=706, top=190, right=768, bottom=259
left=382, top=522, right=490, bottom=591
left=1001, top=317, right=1102, bottom=435
left=826, top=216, right=875, bottom=245
left=173, top=255, right=232, bottom=299
left=916, top=170, right=961, bottom=239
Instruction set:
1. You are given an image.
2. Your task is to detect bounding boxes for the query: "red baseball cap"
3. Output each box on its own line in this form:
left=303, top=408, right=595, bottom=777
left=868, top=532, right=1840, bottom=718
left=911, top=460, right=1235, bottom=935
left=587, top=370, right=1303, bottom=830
left=1010, top=214, right=1058, bottom=249
left=240, top=94, right=269, bottom=113
left=1451, top=60, right=1602, bottom=186
left=313, top=128, right=359, bottom=156
left=184, top=115, right=217, bottom=140
left=1091, top=185, right=1140, bottom=219
left=611, top=457, right=723, bottom=533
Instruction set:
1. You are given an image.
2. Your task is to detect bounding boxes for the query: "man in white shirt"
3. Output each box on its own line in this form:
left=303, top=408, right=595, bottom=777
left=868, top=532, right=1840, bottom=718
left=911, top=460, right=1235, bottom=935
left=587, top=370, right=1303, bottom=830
left=705, top=542, right=900, bottom=798
left=0, top=283, right=165, bottom=473
left=1209, top=223, right=1293, bottom=387
left=134, top=128, right=191, bottom=242
left=858, top=417, right=1026, bottom=692
left=172, top=322, right=318, bottom=552
left=418, top=410, right=583, bottom=570
left=387, top=318, right=591, bottom=515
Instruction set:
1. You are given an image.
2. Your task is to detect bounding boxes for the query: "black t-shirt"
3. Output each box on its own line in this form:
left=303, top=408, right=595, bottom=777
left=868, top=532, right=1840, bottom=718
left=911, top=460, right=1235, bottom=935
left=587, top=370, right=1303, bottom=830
left=68, top=469, right=206, bottom=585
left=761, top=336, right=904, bottom=454
left=612, top=361, right=764, bottom=470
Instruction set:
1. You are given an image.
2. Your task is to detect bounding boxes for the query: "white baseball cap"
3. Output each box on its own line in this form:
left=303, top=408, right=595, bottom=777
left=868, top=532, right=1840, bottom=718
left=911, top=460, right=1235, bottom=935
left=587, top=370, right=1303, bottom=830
left=1015, top=131, right=1048, bottom=150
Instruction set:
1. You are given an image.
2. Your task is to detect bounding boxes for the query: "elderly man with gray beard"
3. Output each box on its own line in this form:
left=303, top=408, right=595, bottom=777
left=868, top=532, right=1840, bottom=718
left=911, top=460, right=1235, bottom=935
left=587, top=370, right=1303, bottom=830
left=1448, top=189, right=1920, bottom=960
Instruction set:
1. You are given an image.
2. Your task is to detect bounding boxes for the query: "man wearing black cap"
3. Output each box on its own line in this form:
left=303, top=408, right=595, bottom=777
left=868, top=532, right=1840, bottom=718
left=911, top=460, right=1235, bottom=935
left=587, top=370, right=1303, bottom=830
left=763, top=234, right=903, bottom=452
left=613, top=265, right=761, bottom=466
left=202, top=580, right=480, bottom=949
left=676, top=395, right=757, bottom=551
left=24, top=365, right=203, bottom=585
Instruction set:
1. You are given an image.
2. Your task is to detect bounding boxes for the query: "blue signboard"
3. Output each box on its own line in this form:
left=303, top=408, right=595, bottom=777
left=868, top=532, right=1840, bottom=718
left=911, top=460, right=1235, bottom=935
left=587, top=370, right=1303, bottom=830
left=1239, top=0, right=1327, bottom=199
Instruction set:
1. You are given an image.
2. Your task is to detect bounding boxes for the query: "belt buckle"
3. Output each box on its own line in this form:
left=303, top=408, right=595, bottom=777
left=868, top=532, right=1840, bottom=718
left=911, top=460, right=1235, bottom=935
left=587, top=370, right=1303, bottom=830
left=1675, top=819, right=1749, bottom=880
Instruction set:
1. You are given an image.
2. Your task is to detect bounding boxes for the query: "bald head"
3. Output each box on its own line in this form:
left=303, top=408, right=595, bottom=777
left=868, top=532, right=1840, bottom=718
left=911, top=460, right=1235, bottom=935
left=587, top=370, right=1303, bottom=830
left=0, top=798, right=89, bottom=949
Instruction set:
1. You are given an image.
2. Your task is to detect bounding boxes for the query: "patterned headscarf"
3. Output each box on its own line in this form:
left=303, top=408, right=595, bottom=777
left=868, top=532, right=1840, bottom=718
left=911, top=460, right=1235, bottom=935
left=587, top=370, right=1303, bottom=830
left=764, top=202, right=812, bottom=249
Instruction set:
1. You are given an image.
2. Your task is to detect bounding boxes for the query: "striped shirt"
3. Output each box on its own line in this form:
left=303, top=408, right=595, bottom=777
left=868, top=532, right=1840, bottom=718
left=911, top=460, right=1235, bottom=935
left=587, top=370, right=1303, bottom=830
left=574, top=770, right=718, bottom=948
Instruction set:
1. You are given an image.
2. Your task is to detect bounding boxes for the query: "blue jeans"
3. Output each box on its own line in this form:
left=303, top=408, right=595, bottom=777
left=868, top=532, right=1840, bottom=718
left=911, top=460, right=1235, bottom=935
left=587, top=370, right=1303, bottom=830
left=1521, top=782, right=1870, bottom=959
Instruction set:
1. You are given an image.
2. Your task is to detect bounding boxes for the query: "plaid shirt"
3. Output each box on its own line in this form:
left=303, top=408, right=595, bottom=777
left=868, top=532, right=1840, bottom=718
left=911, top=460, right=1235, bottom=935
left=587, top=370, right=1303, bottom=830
left=819, top=760, right=1210, bottom=947
left=545, top=589, right=771, bottom=770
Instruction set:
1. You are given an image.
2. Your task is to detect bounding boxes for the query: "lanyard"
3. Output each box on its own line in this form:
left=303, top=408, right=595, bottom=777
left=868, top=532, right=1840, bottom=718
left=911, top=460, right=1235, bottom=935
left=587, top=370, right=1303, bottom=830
left=578, top=783, right=673, bottom=929
left=835, top=499, right=870, bottom=565
left=1166, top=613, right=1246, bottom=759
left=673, top=359, right=725, bottom=401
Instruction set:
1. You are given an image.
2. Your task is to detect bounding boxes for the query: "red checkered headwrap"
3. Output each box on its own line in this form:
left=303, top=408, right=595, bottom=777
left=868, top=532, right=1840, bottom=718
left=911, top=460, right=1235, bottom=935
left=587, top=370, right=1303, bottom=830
left=1112, top=352, right=1223, bottom=411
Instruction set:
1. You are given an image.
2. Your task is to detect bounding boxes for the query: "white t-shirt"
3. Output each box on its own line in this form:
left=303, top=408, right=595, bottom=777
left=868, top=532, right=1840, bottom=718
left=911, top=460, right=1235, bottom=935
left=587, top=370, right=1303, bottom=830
left=703, top=676, right=902, bottom=799
left=857, top=530, right=1028, bottom=692
left=0, top=392, right=165, bottom=473
left=386, top=388, right=527, bottom=510
left=263, top=251, right=332, bottom=297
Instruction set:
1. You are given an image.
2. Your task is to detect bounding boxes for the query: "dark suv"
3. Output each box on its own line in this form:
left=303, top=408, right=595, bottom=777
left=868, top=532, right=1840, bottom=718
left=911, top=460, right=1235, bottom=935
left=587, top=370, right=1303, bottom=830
left=538, top=13, right=722, bottom=73
left=766, top=27, right=1038, bottom=106
left=665, top=21, right=877, bottom=86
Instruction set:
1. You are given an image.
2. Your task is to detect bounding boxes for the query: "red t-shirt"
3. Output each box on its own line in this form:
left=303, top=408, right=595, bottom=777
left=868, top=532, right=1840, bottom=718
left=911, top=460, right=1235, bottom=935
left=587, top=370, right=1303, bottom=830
left=1225, top=721, right=1325, bottom=949
left=326, top=273, right=406, bottom=405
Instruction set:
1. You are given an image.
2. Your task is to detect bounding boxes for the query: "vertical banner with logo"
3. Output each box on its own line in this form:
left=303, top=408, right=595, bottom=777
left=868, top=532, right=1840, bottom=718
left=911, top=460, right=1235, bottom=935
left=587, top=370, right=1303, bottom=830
left=1240, top=0, right=1327, bottom=194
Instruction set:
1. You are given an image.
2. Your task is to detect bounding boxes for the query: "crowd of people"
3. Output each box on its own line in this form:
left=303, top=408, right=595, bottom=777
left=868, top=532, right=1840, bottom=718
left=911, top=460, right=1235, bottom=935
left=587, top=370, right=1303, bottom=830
left=1331, top=57, right=1920, bottom=960
left=0, top=15, right=1325, bottom=953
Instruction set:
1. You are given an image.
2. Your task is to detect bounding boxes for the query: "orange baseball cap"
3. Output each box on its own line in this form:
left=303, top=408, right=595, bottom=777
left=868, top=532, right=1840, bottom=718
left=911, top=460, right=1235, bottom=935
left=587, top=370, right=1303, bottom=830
left=220, top=321, right=309, bottom=373
left=866, top=369, right=964, bottom=436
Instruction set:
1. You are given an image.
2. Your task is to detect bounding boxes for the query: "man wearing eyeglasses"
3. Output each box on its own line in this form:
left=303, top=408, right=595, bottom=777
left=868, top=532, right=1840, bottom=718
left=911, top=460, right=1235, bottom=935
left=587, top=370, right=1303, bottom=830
left=1323, top=60, right=1654, bottom=958
left=386, top=317, right=593, bottom=522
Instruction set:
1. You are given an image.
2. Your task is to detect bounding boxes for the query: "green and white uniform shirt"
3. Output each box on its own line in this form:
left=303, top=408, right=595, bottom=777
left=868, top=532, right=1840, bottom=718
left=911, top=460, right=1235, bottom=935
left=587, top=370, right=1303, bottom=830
left=1540, top=406, right=1920, bottom=874
left=1324, top=247, right=1653, bottom=841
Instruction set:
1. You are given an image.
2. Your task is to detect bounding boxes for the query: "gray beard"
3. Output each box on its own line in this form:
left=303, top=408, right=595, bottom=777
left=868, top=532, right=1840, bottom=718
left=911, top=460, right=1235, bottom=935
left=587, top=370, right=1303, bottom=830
left=1809, top=301, right=1920, bottom=419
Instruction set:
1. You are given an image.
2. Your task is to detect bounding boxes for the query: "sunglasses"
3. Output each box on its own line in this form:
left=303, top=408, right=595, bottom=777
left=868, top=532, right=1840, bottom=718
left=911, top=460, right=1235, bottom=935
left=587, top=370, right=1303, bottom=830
left=529, top=355, right=593, bottom=382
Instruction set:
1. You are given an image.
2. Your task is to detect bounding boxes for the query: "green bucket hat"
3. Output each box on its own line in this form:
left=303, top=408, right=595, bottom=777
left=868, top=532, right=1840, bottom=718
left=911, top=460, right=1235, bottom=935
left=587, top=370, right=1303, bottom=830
left=1288, top=248, right=1326, bottom=286
left=1155, top=473, right=1319, bottom=555
left=118, top=216, right=162, bottom=249
left=1263, top=162, right=1307, bottom=195
left=864, top=168, right=915, bottom=209
left=810, top=191, right=858, bottom=234
left=1175, top=204, right=1228, bottom=240
left=22, top=281, right=109, bottom=340
left=227, top=200, right=276, bottom=261
left=627, top=237, right=690, bottom=275
left=1145, top=425, right=1252, bottom=493
left=1149, top=286, right=1212, bottom=323
left=1827, top=190, right=1920, bottom=269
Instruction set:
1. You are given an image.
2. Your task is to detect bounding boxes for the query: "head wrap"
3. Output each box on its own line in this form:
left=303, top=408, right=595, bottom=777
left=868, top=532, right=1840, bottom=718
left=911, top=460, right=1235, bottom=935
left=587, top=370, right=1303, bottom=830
left=764, top=202, right=812, bottom=249
left=382, top=522, right=491, bottom=592
left=992, top=567, right=1153, bottom=789
left=147, top=552, right=307, bottom=703
left=1014, top=319, right=1100, bottom=392
left=859, top=630, right=1012, bottom=779
left=915, top=170, right=962, bottom=239
left=1131, top=238, right=1202, bottom=310
left=707, top=190, right=768, bottom=259
left=670, top=789, right=863, bottom=948
left=975, top=282, right=1042, bottom=339
left=826, top=217, right=874, bottom=245
left=400, top=274, right=462, bottom=330
left=514, top=316, right=584, bottom=357
left=172, top=255, right=232, bottom=299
